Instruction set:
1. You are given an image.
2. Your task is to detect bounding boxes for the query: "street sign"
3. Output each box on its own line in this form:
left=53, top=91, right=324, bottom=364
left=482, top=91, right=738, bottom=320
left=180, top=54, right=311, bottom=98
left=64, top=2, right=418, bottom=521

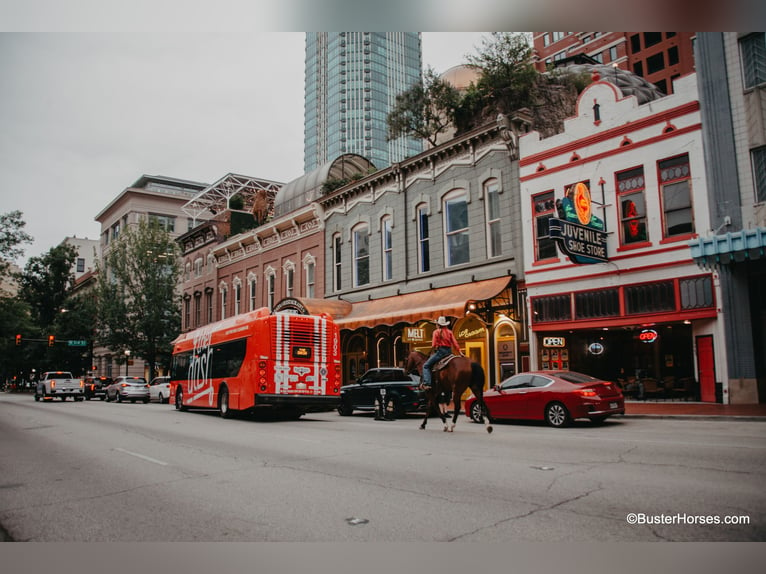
left=68, top=340, right=88, bottom=347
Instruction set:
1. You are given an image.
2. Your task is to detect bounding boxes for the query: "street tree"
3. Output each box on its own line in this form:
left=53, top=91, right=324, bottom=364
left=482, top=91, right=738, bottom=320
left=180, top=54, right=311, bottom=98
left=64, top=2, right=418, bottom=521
left=0, top=210, right=33, bottom=279
left=96, top=218, right=182, bottom=379
left=386, top=66, right=462, bottom=147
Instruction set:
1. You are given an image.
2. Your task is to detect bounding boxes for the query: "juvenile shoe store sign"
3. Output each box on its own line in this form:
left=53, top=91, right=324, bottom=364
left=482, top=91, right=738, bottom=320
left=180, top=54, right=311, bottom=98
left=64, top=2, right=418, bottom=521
left=549, top=181, right=608, bottom=264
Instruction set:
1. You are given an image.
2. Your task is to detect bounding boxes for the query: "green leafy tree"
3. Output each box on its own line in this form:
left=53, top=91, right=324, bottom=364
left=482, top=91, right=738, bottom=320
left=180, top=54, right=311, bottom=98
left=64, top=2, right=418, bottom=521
left=0, top=210, right=33, bottom=279
left=387, top=66, right=461, bottom=147
left=96, top=219, right=182, bottom=379
left=453, top=32, right=538, bottom=134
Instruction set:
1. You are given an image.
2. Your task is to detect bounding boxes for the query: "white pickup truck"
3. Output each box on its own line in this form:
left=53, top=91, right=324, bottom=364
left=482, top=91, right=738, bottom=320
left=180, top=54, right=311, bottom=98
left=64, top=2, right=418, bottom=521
left=35, top=371, right=85, bottom=402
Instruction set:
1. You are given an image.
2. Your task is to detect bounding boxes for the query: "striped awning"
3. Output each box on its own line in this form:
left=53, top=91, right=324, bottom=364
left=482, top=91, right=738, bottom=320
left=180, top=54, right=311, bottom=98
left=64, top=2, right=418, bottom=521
left=334, top=276, right=511, bottom=331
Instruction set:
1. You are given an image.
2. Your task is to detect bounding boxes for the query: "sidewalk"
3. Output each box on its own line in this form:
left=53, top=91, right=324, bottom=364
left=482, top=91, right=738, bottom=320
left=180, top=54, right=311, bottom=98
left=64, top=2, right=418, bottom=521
left=623, top=400, right=766, bottom=420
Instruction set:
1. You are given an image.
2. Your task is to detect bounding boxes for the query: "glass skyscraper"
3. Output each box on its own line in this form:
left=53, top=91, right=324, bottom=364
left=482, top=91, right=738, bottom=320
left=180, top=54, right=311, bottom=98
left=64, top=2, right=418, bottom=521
left=304, top=32, right=423, bottom=173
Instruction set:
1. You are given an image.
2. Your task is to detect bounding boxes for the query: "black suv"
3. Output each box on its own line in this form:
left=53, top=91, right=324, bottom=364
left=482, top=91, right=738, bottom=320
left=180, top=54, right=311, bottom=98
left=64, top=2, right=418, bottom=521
left=84, top=376, right=111, bottom=401
left=338, top=368, right=427, bottom=418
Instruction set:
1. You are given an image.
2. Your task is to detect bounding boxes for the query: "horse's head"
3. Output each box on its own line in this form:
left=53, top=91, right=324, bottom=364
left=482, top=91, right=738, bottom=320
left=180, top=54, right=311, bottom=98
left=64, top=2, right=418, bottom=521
left=405, top=350, right=426, bottom=375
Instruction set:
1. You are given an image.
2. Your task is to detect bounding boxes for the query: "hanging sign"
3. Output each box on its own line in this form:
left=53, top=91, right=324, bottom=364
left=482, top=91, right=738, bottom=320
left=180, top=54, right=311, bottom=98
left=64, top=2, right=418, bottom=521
left=549, top=182, right=608, bottom=264
left=639, top=329, right=659, bottom=343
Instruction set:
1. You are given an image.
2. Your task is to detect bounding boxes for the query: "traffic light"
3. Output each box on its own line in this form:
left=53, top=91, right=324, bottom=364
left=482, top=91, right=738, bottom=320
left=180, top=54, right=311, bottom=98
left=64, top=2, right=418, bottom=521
left=48, top=335, right=55, bottom=347
left=15, top=334, right=22, bottom=346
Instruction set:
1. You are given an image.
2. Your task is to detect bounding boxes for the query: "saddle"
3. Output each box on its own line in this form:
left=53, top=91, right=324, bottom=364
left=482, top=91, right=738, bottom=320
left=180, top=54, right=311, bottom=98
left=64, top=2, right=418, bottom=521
left=432, top=354, right=458, bottom=373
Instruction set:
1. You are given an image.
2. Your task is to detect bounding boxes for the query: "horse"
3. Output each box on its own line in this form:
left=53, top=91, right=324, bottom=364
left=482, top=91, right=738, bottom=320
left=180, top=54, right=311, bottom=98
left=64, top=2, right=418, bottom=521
left=405, top=350, right=493, bottom=434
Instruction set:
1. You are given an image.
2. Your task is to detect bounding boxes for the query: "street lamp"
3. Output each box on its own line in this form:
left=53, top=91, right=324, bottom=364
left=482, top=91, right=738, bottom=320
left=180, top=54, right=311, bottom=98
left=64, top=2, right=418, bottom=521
left=124, top=350, right=131, bottom=376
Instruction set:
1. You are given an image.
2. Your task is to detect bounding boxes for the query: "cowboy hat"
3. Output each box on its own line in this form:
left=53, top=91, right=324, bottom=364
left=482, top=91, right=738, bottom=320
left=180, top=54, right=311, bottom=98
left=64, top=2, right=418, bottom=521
left=436, top=316, right=450, bottom=326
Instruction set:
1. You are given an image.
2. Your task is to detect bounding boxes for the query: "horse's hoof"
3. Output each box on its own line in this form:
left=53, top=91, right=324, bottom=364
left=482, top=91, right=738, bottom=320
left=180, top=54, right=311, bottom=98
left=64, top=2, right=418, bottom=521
left=487, top=426, right=493, bottom=434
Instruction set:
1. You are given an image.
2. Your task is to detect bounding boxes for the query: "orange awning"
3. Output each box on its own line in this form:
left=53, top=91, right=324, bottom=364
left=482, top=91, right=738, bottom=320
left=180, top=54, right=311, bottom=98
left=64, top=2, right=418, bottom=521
left=335, top=276, right=511, bottom=331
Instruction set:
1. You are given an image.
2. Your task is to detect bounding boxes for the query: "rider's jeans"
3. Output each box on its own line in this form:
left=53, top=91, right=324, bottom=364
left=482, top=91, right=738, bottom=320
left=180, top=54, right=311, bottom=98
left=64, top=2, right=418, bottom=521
left=422, top=346, right=451, bottom=386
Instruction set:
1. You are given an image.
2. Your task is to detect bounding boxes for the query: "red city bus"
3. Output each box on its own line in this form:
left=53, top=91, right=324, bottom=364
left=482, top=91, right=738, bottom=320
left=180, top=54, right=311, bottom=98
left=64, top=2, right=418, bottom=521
left=170, top=307, right=341, bottom=419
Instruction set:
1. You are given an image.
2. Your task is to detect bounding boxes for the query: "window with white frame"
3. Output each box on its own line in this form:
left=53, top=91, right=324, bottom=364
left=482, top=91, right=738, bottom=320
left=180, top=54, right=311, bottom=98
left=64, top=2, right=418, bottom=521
left=752, top=146, right=766, bottom=203
left=444, top=190, right=470, bottom=266
left=484, top=179, right=502, bottom=257
left=194, top=258, right=203, bottom=277
left=381, top=216, right=393, bottom=281
left=220, top=284, right=228, bottom=320
left=417, top=204, right=430, bottom=273
left=194, top=293, right=201, bottom=327
left=266, top=271, right=276, bottom=310
left=353, top=224, right=370, bottom=286
left=304, top=256, right=316, bottom=298
left=248, top=275, right=257, bottom=311
left=740, top=33, right=766, bottom=90
left=658, top=154, right=694, bottom=237
left=206, top=290, right=213, bottom=323
left=333, top=234, right=342, bottom=291
left=233, top=279, right=241, bottom=315
left=284, top=263, right=295, bottom=297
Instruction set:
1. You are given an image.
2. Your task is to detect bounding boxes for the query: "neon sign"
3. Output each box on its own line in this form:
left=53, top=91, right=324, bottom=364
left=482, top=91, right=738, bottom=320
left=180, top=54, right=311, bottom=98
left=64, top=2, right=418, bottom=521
left=549, top=181, right=608, bottom=264
left=639, top=329, right=658, bottom=344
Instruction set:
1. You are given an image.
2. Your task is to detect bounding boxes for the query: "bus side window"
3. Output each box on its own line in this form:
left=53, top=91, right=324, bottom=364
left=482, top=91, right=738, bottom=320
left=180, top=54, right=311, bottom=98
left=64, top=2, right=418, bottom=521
left=211, top=339, right=248, bottom=379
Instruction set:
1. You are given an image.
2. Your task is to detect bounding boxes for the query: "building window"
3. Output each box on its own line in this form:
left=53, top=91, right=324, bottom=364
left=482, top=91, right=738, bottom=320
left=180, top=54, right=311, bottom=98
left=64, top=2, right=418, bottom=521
left=76, top=258, right=85, bottom=273
left=417, top=204, right=430, bottom=273
left=485, top=179, right=502, bottom=258
left=752, top=146, right=766, bottom=203
left=267, top=272, right=276, bottom=310
left=616, top=166, right=649, bottom=244
left=444, top=190, right=470, bottom=267
left=680, top=276, right=714, bottom=310
left=668, top=45, right=679, bottom=66
left=659, top=154, right=694, bottom=237
left=304, top=259, right=316, bottom=298
left=643, top=32, right=662, bottom=48
left=533, top=191, right=558, bottom=261
left=233, top=280, right=241, bottom=315
left=194, top=293, right=201, bottom=327
left=193, top=258, right=203, bottom=277
left=532, top=294, right=572, bottom=323
left=333, top=234, right=342, bottom=291
left=220, top=286, right=228, bottom=320
left=574, top=289, right=620, bottom=319
left=740, top=33, right=766, bottom=89
left=184, top=297, right=191, bottom=329
left=353, top=224, right=370, bottom=286
left=646, top=52, right=665, bottom=74
left=206, top=291, right=213, bottom=323
left=248, top=277, right=257, bottom=311
left=285, top=264, right=295, bottom=297
left=630, top=34, right=641, bottom=53
left=147, top=214, right=175, bottom=233
left=609, top=46, right=618, bottom=62
left=625, top=280, right=675, bottom=314
left=381, top=216, right=393, bottom=281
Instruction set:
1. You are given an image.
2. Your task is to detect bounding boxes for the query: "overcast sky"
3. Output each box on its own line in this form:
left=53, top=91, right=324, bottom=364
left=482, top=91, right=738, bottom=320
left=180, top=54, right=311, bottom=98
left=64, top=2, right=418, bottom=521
left=0, top=31, right=489, bottom=265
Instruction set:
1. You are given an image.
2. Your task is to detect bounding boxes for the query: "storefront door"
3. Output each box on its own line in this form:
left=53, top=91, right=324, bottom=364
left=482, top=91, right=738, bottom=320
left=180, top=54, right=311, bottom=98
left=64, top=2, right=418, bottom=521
left=696, top=335, right=717, bottom=402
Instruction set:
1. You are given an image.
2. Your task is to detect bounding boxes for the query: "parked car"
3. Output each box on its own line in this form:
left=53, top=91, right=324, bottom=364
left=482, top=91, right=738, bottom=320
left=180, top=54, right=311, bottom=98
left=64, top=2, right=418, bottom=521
left=338, top=367, right=427, bottom=418
left=84, top=376, right=111, bottom=401
left=465, top=370, right=625, bottom=428
left=105, top=376, right=149, bottom=403
left=149, top=376, right=171, bottom=404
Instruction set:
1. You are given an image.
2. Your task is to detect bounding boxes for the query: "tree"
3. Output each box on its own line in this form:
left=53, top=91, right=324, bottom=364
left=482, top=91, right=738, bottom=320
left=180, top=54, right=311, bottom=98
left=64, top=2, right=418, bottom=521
left=96, top=219, right=182, bottom=379
left=387, top=66, right=461, bottom=147
left=17, top=243, right=78, bottom=331
left=0, top=210, right=33, bottom=279
left=454, top=32, right=539, bottom=134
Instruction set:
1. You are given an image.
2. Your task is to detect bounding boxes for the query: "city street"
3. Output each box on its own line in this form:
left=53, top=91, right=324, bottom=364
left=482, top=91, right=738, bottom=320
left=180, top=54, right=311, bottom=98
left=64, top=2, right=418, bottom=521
left=0, top=391, right=764, bottom=542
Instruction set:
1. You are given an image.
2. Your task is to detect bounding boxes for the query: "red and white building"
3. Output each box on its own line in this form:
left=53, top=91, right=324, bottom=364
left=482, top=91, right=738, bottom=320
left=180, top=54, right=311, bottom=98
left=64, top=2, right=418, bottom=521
left=519, top=71, right=727, bottom=403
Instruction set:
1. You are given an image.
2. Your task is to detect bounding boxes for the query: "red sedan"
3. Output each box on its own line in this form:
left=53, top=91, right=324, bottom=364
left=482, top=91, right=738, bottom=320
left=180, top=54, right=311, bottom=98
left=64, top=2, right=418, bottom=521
left=465, top=371, right=625, bottom=428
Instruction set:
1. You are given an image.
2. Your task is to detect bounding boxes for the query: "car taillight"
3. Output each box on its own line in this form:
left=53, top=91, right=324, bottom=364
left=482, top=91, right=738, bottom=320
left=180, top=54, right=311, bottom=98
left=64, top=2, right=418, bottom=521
left=577, top=389, right=598, bottom=397
left=121, top=383, right=128, bottom=388
left=145, top=384, right=150, bottom=388
left=80, top=380, right=85, bottom=388
left=50, top=381, right=56, bottom=389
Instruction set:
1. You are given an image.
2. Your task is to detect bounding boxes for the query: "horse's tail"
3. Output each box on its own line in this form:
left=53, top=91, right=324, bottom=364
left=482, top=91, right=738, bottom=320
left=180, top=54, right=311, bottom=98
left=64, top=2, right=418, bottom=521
left=470, top=361, right=485, bottom=397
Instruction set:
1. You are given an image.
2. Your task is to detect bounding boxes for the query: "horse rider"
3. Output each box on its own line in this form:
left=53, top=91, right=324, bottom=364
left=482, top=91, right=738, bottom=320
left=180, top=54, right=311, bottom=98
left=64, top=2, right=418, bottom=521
left=420, top=316, right=462, bottom=390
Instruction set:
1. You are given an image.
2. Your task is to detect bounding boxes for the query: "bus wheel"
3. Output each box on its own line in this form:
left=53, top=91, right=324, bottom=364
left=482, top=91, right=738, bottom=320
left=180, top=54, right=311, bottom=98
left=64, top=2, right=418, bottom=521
left=175, top=389, right=186, bottom=411
left=219, top=386, right=234, bottom=419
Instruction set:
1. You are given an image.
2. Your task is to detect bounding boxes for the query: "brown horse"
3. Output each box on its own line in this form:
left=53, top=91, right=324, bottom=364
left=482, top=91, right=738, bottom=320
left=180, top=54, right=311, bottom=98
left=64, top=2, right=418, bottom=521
left=405, top=351, right=492, bottom=433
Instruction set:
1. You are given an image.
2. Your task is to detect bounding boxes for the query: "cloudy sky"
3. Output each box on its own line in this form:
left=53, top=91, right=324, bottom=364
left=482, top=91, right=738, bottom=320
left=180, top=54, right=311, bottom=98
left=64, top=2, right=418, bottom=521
left=0, top=31, right=489, bottom=265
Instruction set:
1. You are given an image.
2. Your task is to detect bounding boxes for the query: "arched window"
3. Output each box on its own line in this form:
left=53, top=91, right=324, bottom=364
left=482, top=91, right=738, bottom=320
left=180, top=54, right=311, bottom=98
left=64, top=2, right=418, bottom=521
left=247, top=273, right=257, bottom=311
left=381, top=215, right=393, bottom=281
left=303, top=254, right=316, bottom=298
left=352, top=223, right=370, bottom=287
left=265, top=268, right=276, bottom=310
left=484, top=179, right=502, bottom=257
left=416, top=203, right=430, bottom=273
left=283, top=260, right=296, bottom=298
left=443, top=189, right=469, bottom=266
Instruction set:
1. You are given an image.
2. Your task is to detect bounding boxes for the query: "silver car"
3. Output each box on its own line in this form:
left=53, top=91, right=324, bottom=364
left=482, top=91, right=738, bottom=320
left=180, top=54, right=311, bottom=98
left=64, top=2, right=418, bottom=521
left=106, top=376, right=150, bottom=403
left=149, top=376, right=171, bottom=404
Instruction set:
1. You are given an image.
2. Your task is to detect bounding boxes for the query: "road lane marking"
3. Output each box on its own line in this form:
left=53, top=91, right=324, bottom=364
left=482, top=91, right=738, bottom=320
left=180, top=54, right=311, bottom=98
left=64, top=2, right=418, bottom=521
left=114, top=447, right=169, bottom=466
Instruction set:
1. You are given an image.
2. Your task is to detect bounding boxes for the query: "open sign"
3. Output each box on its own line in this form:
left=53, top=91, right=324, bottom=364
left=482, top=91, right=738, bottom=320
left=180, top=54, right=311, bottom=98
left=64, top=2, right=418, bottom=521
left=639, top=329, right=658, bottom=343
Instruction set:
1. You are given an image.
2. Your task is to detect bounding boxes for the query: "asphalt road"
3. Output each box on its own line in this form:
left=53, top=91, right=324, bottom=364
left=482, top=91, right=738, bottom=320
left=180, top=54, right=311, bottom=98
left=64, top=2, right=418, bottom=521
left=1, top=391, right=764, bottom=542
